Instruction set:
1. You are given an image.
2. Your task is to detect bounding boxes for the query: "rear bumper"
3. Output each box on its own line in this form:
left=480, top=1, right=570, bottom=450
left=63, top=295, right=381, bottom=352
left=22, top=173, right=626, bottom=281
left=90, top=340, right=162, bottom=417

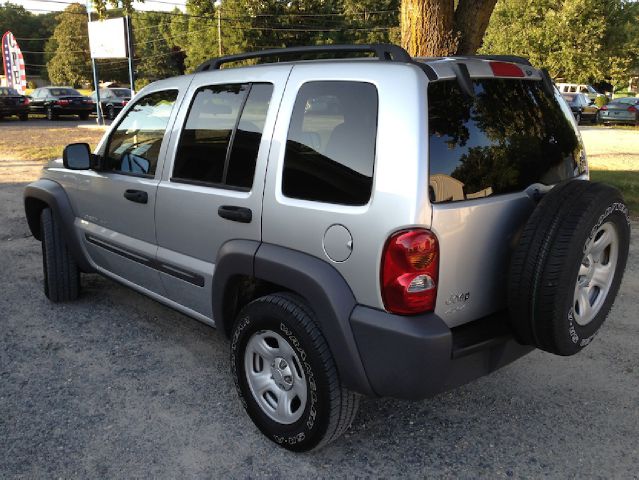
left=0, top=105, right=28, bottom=115
left=599, top=113, right=636, bottom=123
left=350, top=306, right=533, bottom=399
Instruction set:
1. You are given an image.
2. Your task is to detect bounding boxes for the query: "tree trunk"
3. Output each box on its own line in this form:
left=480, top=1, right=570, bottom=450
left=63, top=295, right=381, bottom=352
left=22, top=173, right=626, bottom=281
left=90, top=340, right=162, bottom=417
left=454, top=0, right=498, bottom=55
left=401, top=0, right=497, bottom=57
left=401, top=0, right=457, bottom=57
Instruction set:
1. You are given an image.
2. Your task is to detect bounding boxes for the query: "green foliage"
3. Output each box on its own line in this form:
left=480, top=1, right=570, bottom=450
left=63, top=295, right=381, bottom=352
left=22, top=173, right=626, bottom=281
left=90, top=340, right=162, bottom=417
left=132, top=11, right=183, bottom=85
left=46, top=3, right=92, bottom=87
left=0, top=4, right=56, bottom=78
left=594, top=95, right=609, bottom=107
left=481, top=0, right=639, bottom=87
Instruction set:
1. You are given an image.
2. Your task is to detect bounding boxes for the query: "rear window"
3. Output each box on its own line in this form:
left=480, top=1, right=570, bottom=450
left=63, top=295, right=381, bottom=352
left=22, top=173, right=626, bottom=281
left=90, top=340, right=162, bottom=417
left=428, top=79, right=585, bottom=203
left=49, top=88, right=81, bottom=96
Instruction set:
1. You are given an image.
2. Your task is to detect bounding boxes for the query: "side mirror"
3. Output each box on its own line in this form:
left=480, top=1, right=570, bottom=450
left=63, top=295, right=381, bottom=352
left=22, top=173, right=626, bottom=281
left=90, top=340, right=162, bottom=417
left=63, top=143, right=93, bottom=170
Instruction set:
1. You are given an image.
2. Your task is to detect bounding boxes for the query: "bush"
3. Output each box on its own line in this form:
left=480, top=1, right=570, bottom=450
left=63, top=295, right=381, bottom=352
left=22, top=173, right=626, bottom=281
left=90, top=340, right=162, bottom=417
left=595, top=96, right=609, bottom=108
left=26, top=80, right=37, bottom=90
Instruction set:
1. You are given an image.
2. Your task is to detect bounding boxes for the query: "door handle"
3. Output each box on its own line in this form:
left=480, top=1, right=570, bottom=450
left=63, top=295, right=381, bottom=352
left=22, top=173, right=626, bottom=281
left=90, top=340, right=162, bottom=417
left=218, top=205, right=252, bottom=223
left=124, top=189, right=148, bottom=204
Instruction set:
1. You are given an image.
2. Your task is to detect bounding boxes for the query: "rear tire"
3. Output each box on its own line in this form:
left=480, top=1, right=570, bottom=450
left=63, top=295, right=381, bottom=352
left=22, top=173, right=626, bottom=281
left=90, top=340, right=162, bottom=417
left=508, top=181, right=630, bottom=356
left=230, top=293, right=359, bottom=451
left=40, top=208, right=80, bottom=302
left=79, top=112, right=89, bottom=120
left=106, top=105, right=115, bottom=120
left=19, top=112, right=28, bottom=121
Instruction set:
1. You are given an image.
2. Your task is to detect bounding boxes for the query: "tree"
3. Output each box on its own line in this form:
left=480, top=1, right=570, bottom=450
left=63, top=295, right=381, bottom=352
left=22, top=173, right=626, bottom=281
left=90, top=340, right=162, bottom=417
left=342, top=0, right=401, bottom=45
left=46, top=3, right=92, bottom=87
left=481, top=0, right=639, bottom=88
left=400, top=0, right=498, bottom=56
left=0, top=4, right=56, bottom=78
left=132, top=11, right=184, bottom=86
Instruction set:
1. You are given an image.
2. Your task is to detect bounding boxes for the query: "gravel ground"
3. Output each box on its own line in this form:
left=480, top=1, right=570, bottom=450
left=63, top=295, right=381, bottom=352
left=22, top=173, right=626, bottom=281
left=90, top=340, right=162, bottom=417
left=1, top=132, right=638, bottom=478
left=580, top=126, right=639, bottom=171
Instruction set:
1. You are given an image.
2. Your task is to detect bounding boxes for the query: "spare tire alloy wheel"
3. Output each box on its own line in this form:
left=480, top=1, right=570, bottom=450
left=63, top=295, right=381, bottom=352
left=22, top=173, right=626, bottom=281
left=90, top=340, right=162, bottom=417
left=508, top=181, right=630, bottom=356
left=573, top=222, right=619, bottom=327
left=230, top=294, right=359, bottom=452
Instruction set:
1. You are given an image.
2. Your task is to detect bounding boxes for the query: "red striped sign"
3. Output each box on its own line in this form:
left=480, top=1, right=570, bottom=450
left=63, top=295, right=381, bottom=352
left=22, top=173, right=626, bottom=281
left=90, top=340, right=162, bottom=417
left=2, top=31, right=27, bottom=94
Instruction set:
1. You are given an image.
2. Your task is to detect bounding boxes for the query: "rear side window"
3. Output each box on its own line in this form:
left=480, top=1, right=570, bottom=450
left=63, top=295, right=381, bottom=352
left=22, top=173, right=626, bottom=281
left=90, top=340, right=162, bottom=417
left=172, top=83, right=273, bottom=190
left=282, top=81, right=378, bottom=206
left=428, top=79, right=585, bottom=203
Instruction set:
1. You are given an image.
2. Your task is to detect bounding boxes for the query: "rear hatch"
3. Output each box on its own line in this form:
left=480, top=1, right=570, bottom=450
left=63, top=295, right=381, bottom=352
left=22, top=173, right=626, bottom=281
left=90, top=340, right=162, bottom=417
left=425, top=61, right=587, bottom=327
left=600, top=101, right=636, bottom=121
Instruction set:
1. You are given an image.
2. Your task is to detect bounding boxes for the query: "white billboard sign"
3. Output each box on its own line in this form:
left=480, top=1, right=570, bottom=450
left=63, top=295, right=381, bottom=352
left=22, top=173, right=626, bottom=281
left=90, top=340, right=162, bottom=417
left=88, top=18, right=127, bottom=59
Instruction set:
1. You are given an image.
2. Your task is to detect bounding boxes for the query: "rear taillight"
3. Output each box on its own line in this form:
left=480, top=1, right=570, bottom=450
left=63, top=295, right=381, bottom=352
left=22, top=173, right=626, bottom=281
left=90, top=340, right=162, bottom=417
left=381, top=229, right=439, bottom=315
left=600, top=105, right=608, bottom=111
left=489, top=61, right=525, bottom=78
left=20, top=97, right=29, bottom=105
left=628, top=106, right=637, bottom=113
left=122, top=100, right=128, bottom=106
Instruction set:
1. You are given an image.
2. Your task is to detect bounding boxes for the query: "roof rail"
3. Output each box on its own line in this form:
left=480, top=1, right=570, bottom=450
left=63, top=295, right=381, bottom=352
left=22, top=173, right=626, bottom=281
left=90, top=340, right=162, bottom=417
left=195, top=44, right=412, bottom=72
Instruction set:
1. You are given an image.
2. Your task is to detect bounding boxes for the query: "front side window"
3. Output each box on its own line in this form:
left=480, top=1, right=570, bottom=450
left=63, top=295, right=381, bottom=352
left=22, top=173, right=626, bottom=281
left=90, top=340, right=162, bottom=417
left=282, top=81, right=378, bottom=206
left=428, top=79, right=585, bottom=203
left=105, top=90, right=178, bottom=176
left=172, top=83, right=273, bottom=190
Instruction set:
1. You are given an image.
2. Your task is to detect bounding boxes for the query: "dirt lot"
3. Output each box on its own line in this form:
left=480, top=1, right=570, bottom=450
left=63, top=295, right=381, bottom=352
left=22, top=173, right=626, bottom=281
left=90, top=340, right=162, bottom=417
left=580, top=126, right=639, bottom=171
left=0, top=126, right=638, bottom=477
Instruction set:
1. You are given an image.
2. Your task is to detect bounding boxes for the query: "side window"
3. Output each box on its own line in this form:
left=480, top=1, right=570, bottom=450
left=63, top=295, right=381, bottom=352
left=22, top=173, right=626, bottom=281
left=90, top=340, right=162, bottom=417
left=568, top=85, right=577, bottom=93
left=282, top=81, right=378, bottom=206
left=105, top=90, right=178, bottom=176
left=172, top=83, right=273, bottom=190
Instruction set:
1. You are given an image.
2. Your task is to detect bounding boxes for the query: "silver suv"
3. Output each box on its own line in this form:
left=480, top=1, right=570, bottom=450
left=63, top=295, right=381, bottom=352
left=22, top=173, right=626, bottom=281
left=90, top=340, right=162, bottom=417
left=24, top=44, right=630, bottom=452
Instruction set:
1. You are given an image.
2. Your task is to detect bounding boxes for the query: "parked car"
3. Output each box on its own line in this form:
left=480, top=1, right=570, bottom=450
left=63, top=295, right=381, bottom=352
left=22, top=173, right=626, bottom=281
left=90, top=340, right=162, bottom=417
left=24, top=45, right=630, bottom=452
left=0, top=87, right=29, bottom=121
left=598, top=96, right=639, bottom=126
left=557, top=82, right=604, bottom=101
left=29, top=87, right=94, bottom=120
left=561, top=92, right=599, bottom=124
left=90, top=87, right=132, bottom=120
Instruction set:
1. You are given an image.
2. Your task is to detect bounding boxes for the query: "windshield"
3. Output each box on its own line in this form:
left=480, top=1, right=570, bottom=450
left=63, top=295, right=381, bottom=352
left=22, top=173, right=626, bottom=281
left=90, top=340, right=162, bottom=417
left=0, top=87, right=19, bottom=95
left=111, top=88, right=131, bottom=98
left=428, top=79, right=585, bottom=203
left=49, top=88, right=81, bottom=97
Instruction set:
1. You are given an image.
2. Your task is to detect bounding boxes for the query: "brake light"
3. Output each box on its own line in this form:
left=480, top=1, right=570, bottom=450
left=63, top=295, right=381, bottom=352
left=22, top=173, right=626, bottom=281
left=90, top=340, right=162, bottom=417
left=381, top=229, right=439, bottom=315
left=122, top=100, right=128, bottom=106
left=56, top=99, right=70, bottom=106
left=489, top=61, right=525, bottom=78
left=600, top=105, right=608, bottom=111
left=20, top=97, right=29, bottom=105
left=628, top=106, right=637, bottom=113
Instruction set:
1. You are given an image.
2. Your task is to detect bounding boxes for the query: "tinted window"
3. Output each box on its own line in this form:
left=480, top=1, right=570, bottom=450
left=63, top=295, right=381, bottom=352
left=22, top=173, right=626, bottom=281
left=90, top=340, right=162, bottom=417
left=428, top=79, right=585, bottom=203
left=112, top=88, right=132, bottom=98
left=105, top=90, right=178, bottom=176
left=282, top=81, right=378, bottom=205
left=173, top=83, right=273, bottom=189
left=49, top=88, right=81, bottom=96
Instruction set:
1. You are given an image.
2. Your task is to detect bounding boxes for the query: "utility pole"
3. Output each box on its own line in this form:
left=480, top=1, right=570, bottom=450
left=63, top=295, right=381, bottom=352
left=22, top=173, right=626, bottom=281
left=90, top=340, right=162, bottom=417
left=217, top=5, right=222, bottom=56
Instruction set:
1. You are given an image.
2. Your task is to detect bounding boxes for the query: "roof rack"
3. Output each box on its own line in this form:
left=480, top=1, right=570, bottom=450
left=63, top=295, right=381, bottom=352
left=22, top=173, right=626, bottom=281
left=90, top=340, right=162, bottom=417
left=195, top=44, right=412, bottom=72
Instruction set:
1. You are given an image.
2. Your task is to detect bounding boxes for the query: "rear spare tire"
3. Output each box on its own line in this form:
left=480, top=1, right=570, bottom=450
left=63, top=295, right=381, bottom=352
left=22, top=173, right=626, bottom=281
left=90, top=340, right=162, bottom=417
left=508, top=180, right=630, bottom=356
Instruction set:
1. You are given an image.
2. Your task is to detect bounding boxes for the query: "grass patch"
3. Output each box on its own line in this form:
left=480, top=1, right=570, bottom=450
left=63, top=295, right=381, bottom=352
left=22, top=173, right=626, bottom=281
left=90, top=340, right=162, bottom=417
left=590, top=170, right=639, bottom=218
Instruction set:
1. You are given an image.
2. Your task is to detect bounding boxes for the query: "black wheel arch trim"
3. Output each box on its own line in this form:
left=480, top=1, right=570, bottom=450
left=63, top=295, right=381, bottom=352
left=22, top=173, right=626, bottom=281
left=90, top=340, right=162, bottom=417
left=212, top=240, right=375, bottom=396
left=24, top=179, right=95, bottom=273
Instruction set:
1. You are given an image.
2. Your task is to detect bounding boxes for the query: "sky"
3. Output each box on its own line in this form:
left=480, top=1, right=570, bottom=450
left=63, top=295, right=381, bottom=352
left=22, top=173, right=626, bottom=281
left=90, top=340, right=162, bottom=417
left=11, top=0, right=187, bottom=14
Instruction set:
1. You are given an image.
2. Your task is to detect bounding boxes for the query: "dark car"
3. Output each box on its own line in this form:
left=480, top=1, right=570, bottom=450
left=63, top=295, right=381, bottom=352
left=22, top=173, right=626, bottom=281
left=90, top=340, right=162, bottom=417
left=0, top=87, right=29, bottom=121
left=29, top=87, right=94, bottom=121
left=90, top=87, right=132, bottom=120
left=598, top=96, right=639, bottom=126
left=561, top=92, right=598, bottom=124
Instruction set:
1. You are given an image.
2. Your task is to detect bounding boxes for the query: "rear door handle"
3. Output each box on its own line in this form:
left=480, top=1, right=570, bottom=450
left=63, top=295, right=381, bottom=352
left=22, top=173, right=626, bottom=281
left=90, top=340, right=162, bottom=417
left=218, top=205, right=252, bottom=223
left=124, top=189, right=148, bottom=204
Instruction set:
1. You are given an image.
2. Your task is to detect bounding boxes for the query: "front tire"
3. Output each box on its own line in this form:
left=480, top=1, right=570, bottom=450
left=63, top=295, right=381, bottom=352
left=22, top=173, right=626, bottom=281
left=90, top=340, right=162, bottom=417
left=40, top=208, right=80, bottom=302
left=46, top=106, right=56, bottom=121
left=106, top=105, right=115, bottom=120
left=230, top=293, right=359, bottom=452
